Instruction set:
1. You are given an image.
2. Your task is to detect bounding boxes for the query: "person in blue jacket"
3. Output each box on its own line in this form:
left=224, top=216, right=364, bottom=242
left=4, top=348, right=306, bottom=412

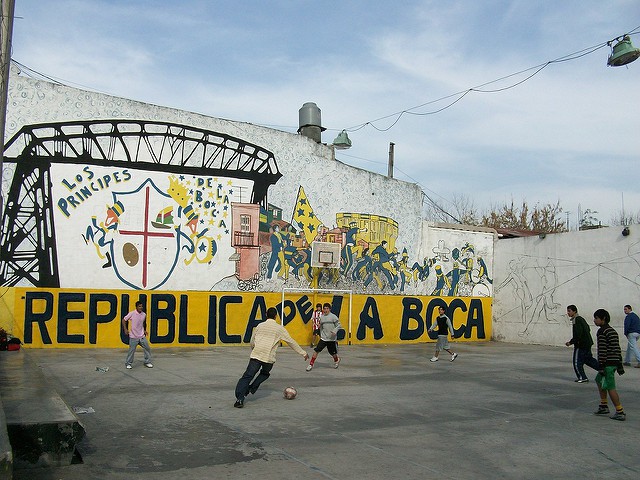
left=622, top=304, right=640, bottom=367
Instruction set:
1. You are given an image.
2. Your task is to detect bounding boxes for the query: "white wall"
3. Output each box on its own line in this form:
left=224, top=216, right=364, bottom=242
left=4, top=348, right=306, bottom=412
left=493, top=226, right=640, bottom=346
left=2, top=69, right=424, bottom=293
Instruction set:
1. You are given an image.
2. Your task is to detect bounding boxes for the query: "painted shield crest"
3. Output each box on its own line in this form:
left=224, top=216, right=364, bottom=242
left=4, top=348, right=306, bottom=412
left=110, top=179, right=180, bottom=289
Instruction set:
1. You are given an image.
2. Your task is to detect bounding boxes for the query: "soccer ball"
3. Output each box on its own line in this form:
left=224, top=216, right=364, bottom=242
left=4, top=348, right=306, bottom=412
left=283, top=386, right=297, bottom=400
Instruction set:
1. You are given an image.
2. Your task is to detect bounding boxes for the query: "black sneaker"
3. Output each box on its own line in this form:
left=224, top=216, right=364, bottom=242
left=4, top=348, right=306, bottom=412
left=234, top=399, right=244, bottom=408
left=610, top=411, right=626, bottom=421
left=594, top=406, right=610, bottom=415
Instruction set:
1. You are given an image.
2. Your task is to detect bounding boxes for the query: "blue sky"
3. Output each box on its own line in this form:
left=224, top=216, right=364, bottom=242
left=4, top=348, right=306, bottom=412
left=10, top=0, right=640, bottom=228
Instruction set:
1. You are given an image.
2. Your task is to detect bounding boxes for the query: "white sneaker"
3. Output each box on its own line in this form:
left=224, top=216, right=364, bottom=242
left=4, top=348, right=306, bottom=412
left=126, top=364, right=132, bottom=369
left=451, top=353, right=458, bottom=362
left=334, top=358, right=340, bottom=369
left=144, top=363, right=153, bottom=368
left=306, top=364, right=313, bottom=371
left=430, top=357, right=438, bottom=362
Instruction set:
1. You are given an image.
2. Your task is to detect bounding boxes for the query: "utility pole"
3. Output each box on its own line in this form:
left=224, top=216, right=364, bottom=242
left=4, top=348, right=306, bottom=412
left=576, top=204, right=581, bottom=231
left=387, top=142, right=394, bottom=178
left=0, top=0, right=16, bottom=216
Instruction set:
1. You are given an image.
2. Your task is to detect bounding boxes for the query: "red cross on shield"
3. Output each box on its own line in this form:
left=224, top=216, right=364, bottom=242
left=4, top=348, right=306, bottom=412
left=110, top=179, right=180, bottom=289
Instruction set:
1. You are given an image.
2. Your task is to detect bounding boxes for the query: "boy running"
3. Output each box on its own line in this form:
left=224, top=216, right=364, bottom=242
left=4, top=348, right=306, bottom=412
left=565, top=304, right=598, bottom=383
left=428, top=306, right=458, bottom=362
left=306, top=303, right=342, bottom=371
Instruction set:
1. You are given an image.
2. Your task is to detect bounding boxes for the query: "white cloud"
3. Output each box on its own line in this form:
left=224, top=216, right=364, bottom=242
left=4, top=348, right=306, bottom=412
left=10, top=0, right=640, bottom=223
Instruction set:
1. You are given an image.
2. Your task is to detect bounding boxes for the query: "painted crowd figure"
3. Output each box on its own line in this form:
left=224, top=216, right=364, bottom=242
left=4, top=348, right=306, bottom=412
left=262, top=221, right=491, bottom=299
left=266, top=225, right=285, bottom=280
left=341, top=221, right=366, bottom=276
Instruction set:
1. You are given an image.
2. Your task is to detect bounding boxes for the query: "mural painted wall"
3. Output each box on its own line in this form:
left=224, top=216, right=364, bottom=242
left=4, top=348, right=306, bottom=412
left=416, top=223, right=495, bottom=298
left=0, top=69, right=494, bottom=345
left=493, top=226, right=640, bottom=346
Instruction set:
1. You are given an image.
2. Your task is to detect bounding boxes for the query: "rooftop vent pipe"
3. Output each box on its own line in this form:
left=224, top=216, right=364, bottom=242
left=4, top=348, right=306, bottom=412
left=297, top=102, right=326, bottom=143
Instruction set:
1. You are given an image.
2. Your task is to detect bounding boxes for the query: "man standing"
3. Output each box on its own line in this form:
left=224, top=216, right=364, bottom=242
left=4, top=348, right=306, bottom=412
left=565, top=304, right=598, bottom=382
left=306, top=303, right=342, bottom=371
left=623, top=304, right=640, bottom=367
left=234, top=307, right=308, bottom=408
left=122, top=301, right=153, bottom=369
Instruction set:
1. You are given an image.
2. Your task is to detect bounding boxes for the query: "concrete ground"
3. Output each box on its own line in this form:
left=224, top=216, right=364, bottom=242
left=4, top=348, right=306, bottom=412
left=14, top=342, right=640, bottom=480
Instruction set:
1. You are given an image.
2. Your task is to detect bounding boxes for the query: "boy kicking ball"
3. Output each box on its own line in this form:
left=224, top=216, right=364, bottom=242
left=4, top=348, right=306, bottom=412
left=428, top=306, right=458, bottom=362
left=234, top=307, right=308, bottom=408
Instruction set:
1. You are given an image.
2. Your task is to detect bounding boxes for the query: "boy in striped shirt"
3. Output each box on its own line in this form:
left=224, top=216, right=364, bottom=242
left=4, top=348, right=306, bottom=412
left=311, top=303, right=322, bottom=347
left=593, top=308, right=626, bottom=421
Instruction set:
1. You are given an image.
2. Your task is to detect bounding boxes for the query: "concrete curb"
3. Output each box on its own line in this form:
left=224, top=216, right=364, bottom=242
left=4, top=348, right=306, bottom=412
left=0, top=397, right=13, bottom=480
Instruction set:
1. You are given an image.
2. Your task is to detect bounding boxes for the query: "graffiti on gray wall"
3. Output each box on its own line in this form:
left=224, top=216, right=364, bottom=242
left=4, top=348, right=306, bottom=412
left=495, top=240, right=640, bottom=337
left=495, top=257, right=562, bottom=336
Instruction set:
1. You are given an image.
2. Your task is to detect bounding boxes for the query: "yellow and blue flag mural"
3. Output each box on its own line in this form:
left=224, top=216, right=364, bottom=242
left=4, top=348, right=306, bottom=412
left=292, top=185, right=323, bottom=244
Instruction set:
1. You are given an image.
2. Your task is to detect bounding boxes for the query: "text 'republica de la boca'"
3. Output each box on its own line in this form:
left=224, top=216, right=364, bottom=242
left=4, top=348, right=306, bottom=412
left=20, top=290, right=489, bottom=346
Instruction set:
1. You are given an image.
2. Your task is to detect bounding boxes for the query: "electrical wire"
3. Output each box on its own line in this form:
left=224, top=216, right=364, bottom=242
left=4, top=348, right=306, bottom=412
left=344, top=28, right=640, bottom=133
left=334, top=28, right=640, bottom=222
left=12, top=59, right=66, bottom=86
left=335, top=150, right=460, bottom=222
left=12, top=28, right=639, bottom=136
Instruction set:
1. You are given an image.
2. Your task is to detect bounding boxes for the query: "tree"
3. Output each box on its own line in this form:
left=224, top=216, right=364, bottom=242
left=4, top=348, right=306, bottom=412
left=609, top=209, right=640, bottom=226
left=423, top=193, right=567, bottom=233
left=480, top=199, right=566, bottom=233
left=579, top=209, right=600, bottom=229
left=423, top=193, right=479, bottom=225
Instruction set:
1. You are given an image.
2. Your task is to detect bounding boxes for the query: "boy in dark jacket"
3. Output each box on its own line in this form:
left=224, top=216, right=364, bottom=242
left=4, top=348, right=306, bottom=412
left=428, top=306, right=458, bottom=362
left=593, top=309, right=626, bottom=421
left=565, top=305, right=598, bottom=382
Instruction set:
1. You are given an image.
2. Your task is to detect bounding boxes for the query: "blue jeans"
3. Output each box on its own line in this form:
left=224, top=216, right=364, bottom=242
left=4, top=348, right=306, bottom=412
left=573, top=347, right=599, bottom=380
left=624, top=332, right=640, bottom=363
left=235, top=358, right=273, bottom=401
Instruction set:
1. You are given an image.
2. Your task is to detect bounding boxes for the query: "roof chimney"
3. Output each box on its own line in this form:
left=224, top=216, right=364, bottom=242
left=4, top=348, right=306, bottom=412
left=297, top=102, right=326, bottom=143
